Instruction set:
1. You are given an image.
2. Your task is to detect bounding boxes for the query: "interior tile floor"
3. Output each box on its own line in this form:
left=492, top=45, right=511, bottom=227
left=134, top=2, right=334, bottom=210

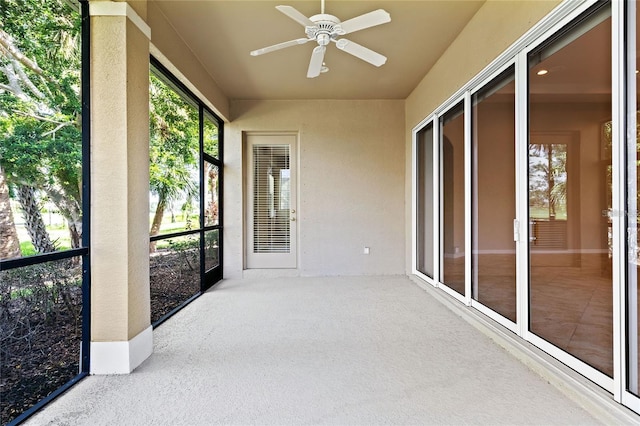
left=24, top=275, right=632, bottom=425
left=447, top=253, right=614, bottom=376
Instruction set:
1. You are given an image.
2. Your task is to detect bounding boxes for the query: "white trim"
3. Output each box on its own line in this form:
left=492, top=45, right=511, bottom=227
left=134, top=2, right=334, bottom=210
left=515, top=49, right=529, bottom=339
left=413, top=270, right=437, bottom=288
left=525, top=332, right=614, bottom=392
left=433, top=117, right=441, bottom=283
left=611, top=0, right=623, bottom=398
left=471, top=300, right=518, bottom=334
left=90, top=326, right=153, bottom=375
left=437, top=283, right=466, bottom=304
left=411, top=123, right=418, bottom=275
left=469, top=61, right=516, bottom=98
left=89, top=1, right=151, bottom=40
left=622, top=392, right=640, bottom=415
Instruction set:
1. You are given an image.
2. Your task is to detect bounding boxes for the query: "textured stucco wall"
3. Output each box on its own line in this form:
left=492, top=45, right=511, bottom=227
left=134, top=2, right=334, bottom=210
left=91, top=14, right=150, bottom=341
left=226, top=100, right=405, bottom=278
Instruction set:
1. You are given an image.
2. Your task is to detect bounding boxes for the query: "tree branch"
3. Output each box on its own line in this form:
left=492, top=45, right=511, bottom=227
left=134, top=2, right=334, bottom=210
left=1, top=63, right=25, bottom=98
left=0, top=29, right=44, bottom=75
left=13, top=58, right=45, bottom=99
left=42, top=122, right=72, bottom=137
left=0, top=82, right=18, bottom=94
left=12, top=110, right=68, bottom=125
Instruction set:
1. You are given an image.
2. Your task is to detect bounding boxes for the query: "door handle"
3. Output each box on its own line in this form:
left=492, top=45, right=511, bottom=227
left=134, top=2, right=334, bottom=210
left=291, top=217, right=296, bottom=222
left=291, top=209, right=296, bottom=214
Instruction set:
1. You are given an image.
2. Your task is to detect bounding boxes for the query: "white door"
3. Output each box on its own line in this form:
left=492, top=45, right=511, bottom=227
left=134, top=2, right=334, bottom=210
left=245, top=134, right=297, bottom=269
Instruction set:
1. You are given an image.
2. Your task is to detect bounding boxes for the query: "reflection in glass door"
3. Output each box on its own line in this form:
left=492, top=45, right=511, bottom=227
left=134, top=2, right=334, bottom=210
left=471, top=66, right=516, bottom=322
left=440, top=102, right=466, bottom=296
left=417, top=122, right=435, bottom=278
left=528, top=7, right=613, bottom=377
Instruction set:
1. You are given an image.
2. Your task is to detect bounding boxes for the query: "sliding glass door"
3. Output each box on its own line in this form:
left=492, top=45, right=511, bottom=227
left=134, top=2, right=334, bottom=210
left=440, top=102, right=466, bottom=297
left=471, top=66, right=517, bottom=323
left=527, top=5, right=613, bottom=377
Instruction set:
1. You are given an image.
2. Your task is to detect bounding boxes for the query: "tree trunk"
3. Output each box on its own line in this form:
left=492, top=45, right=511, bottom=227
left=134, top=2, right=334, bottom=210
left=46, top=186, right=82, bottom=249
left=149, top=197, right=166, bottom=253
left=0, top=166, right=22, bottom=259
left=16, top=184, right=55, bottom=253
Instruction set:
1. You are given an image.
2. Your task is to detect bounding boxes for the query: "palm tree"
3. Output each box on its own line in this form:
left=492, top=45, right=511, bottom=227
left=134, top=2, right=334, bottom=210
left=0, top=166, right=21, bottom=259
left=148, top=72, right=200, bottom=251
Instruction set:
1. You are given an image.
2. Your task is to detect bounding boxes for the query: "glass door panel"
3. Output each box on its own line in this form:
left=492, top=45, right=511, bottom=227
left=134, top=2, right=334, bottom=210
left=528, top=8, right=613, bottom=376
left=472, top=66, right=516, bottom=322
left=417, top=122, right=435, bottom=278
left=441, top=102, right=465, bottom=295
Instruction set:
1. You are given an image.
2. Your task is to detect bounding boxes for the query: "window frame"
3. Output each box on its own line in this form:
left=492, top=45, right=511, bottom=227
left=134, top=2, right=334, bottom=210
left=148, top=56, right=224, bottom=328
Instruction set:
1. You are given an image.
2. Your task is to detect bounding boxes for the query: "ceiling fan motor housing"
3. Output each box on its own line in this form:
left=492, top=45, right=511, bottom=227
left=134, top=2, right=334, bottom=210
left=306, top=14, right=345, bottom=45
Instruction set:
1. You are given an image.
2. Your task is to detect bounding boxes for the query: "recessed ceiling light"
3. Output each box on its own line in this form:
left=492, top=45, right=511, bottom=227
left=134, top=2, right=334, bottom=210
left=537, top=69, right=549, bottom=76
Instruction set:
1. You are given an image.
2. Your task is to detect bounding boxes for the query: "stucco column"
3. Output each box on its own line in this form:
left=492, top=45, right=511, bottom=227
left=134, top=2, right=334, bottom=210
left=89, top=0, right=151, bottom=374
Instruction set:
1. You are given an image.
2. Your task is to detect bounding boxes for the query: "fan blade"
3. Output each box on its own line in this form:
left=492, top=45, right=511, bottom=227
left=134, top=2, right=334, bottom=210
left=338, top=9, right=391, bottom=35
left=250, top=38, right=311, bottom=56
left=276, top=5, right=314, bottom=27
left=307, top=45, right=326, bottom=78
left=335, top=39, right=387, bottom=67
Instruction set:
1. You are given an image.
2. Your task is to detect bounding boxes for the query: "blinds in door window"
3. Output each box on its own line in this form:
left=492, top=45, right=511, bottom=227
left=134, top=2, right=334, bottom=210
left=253, top=145, right=291, bottom=253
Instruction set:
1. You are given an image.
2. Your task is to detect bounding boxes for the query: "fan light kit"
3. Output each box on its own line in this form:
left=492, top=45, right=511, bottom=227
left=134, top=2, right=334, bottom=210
left=250, top=0, right=391, bottom=78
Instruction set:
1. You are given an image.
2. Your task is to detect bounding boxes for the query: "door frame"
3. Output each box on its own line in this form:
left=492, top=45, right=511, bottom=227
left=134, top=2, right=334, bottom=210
left=243, top=131, right=299, bottom=270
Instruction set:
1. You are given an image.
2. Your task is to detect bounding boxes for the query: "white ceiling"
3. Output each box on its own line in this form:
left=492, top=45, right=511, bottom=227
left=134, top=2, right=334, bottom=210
left=151, top=0, right=486, bottom=100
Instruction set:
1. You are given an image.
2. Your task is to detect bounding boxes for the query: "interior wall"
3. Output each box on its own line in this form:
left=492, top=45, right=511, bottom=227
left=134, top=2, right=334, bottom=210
left=475, top=101, right=516, bottom=252
left=404, top=0, right=561, bottom=274
left=530, top=101, right=611, bottom=251
left=473, top=100, right=609, bottom=252
left=226, top=100, right=405, bottom=278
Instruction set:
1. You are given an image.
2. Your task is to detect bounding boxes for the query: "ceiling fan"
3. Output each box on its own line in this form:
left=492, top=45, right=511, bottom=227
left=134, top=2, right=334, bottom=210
left=250, top=0, right=391, bottom=78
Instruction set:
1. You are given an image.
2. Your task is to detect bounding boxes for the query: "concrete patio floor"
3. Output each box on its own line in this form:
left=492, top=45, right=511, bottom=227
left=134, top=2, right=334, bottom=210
left=25, top=275, right=640, bottom=425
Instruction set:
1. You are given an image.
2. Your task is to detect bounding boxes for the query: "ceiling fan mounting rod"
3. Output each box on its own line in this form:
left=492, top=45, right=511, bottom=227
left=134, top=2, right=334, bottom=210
left=321, top=0, right=325, bottom=14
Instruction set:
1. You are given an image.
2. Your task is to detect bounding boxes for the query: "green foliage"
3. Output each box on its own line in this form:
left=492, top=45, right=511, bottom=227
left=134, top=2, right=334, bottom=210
left=19, top=240, right=35, bottom=256
left=149, top=71, right=200, bottom=234
left=0, top=0, right=82, bottom=246
left=0, top=0, right=81, bottom=108
left=529, top=143, right=567, bottom=219
left=203, top=115, right=219, bottom=158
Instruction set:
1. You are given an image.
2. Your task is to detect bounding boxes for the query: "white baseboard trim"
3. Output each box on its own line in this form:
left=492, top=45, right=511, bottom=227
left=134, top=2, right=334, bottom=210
left=90, top=326, right=153, bottom=375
